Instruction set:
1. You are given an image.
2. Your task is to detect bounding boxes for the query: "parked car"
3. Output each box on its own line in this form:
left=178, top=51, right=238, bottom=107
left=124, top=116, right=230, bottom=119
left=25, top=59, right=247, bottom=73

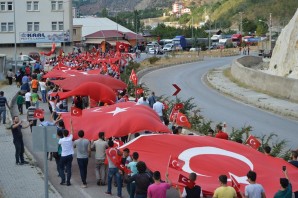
left=162, top=44, right=174, bottom=52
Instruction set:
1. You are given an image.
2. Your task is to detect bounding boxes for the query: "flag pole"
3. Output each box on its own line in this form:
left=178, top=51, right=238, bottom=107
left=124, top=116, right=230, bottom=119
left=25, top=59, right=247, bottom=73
left=166, top=155, right=172, bottom=174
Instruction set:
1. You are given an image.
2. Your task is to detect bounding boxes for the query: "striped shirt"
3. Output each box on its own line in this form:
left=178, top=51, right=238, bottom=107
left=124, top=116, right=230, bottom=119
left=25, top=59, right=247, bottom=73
left=0, top=96, right=7, bottom=107
left=27, top=106, right=37, bottom=121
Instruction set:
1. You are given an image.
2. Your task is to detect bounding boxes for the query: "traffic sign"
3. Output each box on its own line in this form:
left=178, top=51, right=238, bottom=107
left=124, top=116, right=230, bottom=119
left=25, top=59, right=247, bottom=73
left=172, top=84, right=181, bottom=96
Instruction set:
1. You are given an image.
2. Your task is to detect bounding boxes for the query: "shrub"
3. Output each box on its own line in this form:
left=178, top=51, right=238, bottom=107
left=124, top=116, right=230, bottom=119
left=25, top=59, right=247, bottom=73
left=148, top=56, right=161, bottom=64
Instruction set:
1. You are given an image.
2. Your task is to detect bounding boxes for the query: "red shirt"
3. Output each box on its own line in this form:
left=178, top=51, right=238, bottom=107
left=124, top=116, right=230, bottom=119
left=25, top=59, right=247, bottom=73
left=215, top=131, right=229, bottom=140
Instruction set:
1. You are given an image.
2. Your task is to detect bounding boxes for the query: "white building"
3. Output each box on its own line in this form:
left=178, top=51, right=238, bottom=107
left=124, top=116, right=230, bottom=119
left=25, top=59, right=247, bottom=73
left=0, top=0, right=72, bottom=58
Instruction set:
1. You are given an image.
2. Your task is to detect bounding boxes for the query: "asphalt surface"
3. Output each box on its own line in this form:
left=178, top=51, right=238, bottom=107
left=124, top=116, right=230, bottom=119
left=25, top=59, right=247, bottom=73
left=140, top=56, right=298, bottom=149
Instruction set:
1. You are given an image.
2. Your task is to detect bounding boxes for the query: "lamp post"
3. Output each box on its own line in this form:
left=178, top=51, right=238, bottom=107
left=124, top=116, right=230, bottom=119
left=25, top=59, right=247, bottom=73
left=259, top=13, right=272, bottom=51
left=13, top=0, right=17, bottom=73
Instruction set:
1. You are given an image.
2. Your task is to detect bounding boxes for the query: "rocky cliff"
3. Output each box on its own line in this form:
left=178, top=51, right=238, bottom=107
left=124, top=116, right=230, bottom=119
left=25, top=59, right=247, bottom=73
left=268, top=8, right=298, bottom=79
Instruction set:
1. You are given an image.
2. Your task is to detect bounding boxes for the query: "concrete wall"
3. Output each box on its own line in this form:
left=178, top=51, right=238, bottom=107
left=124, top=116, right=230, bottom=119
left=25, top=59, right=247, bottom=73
left=231, top=56, right=298, bottom=102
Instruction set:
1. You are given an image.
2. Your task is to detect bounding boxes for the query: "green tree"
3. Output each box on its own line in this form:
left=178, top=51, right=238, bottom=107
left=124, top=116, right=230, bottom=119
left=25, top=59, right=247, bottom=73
left=256, top=22, right=268, bottom=36
left=242, top=18, right=257, bottom=34
left=101, top=8, right=108, bottom=17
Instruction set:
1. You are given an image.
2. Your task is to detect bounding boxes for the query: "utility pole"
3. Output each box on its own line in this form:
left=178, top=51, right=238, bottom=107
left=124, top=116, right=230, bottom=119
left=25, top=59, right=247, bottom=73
left=269, top=12, right=272, bottom=51
left=239, top=12, right=243, bottom=35
left=192, top=16, right=194, bottom=47
left=13, top=0, right=17, bottom=73
left=208, top=22, right=211, bottom=51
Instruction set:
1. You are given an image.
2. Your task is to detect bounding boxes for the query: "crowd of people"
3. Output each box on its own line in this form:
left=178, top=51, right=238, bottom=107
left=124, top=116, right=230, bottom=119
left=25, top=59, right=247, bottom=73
left=2, top=48, right=297, bottom=198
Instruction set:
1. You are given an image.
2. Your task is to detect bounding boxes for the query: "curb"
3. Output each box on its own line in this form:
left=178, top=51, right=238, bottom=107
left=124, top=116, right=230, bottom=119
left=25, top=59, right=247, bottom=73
left=206, top=67, right=298, bottom=121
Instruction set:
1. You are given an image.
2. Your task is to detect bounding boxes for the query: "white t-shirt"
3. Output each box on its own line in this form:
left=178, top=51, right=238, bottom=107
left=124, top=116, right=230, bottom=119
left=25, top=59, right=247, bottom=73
left=153, top=101, right=164, bottom=116
left=25, top=92, right=31, bottom=102
left=39, top=81, right=47, bottom=91
left=58, top=134, right=74, bottom=157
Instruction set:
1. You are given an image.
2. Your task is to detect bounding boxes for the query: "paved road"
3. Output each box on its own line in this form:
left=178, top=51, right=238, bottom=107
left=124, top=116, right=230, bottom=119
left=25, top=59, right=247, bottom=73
left=140, top=56, right=298, bottom=148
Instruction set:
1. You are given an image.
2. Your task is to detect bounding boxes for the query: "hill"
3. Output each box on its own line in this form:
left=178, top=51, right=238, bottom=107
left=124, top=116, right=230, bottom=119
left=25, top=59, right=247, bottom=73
left=74, top=0, right=298, bottom=30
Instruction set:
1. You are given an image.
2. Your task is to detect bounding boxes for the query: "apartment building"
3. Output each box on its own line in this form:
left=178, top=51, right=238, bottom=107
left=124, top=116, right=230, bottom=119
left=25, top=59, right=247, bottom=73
left=0, top=0, right=72, bottom=57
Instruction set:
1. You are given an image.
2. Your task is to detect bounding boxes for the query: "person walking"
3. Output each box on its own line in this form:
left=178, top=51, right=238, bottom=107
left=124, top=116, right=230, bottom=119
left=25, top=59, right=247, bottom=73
left=39, top=80, right=47, bottom=103
left=73, top=130, right=91, bottom=188
left=0, top=91, right=10, bottom=124
left=274, top=169, right=292, bottom=198
left=11, top=116, right=31, bottom=165
left=178, top=172, right=203, bottom=198
left=147, top=171, right=171, bottom=198
left=24, top=90, right=31, bottom=109
left=153, top=98, right=164, bottom=122
left=126, top=152, right=139, bottom=198
left=242, top=171, right=266, bottom=198
left=6, top=69, right=14, bottom=85
left=213, top=175, right=236, bottom=198
left=27, top=104, right=37, bottom=132
left=148, top=92, right=156, bottom=108
left=59, top=120, right=74, bottom=186
left=91, top=132, right=108, bottom=186
left=105, top=140, right=122, bottom=198
left=16, top=92, right=24, bottom=115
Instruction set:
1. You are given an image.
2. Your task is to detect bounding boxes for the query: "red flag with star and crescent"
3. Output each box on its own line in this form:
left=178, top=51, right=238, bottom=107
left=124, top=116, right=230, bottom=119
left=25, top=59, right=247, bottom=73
left=245, top=135, right=261, bottom=150
left=168, top=156, right=185, bottom=171
left=129, top=69, right=138, bottom=86
left=175, top=112, right=191, bottom=128
left=178, top=174, right=195, bottom=189
left=169, top=108, right=179, bottom=122
left=71, top=107, right=82, bottom=117
left=61, top=102, right=171, bottom=140
left=120, top=134, right=298, bottom=198
left=230, top=173, right=240, bottom=192
left=34, top=109, right=44, bottom=118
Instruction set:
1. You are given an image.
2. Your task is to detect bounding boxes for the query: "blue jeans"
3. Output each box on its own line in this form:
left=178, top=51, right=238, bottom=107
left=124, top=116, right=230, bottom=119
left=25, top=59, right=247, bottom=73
left=77, top=158, right=88, bottom=185
left=41, top=90, right=47, bottom=103
left=0, top=107, right=6, bottom=124
left=107, top=168, right=122, bottom=197
left=127, top=182, right=136, bottom=198
left=60, top=154, right=73, bottom=184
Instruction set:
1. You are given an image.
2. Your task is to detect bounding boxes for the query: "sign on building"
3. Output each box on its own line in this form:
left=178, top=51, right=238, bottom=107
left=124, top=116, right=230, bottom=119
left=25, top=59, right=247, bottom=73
left=19, top=31, right=70, bottom=43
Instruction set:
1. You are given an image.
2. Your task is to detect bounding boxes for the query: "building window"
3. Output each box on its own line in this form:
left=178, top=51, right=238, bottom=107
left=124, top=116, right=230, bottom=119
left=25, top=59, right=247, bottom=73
left=33, top=1, right=38, bottom=10
left=58, top=1, right=63, bottom=10
left=73, top=29, right=76, bottom=35
left=1, top=2, right=6, bottom=11
left=34, top=22, right=39, bottom=31
left=1, top=23, right=7, bottom=32
left=27, top=22, right=33, bottom=31
left=8, top=22, right=13, bottom=31
left=7, top=2, right=13, bottom=11
left=51, top=1, right=56, bottom=10
left=27, top=1, right=32, bottom=10
left=58, top=21, right=63, bottom=30
left=52, top=22, right=57, bottom=31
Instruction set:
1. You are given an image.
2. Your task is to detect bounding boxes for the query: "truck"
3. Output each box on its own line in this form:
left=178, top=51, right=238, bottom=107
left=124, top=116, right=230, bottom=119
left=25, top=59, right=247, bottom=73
left=211, top=34, right=223, bottom=47
left=218, top=38, right=233, bottom=48
left=231, top=34, right=242, bottom=47
left=6, top=55, right=37, bottom=70
left=172, top=36, right=209, bottom=51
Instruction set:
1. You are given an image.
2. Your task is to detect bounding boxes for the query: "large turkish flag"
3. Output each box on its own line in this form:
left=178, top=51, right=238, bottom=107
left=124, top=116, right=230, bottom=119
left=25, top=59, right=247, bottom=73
left=120, top=134, right=298, bottom=197
left=61, top=102, right=171, bottom=140
left=57, top=82, right=116, bottom=104
left=52, top=74, right=127, bottom=91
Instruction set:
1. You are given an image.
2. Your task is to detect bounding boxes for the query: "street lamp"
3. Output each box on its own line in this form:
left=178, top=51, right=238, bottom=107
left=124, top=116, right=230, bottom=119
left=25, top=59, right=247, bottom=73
left=259, top=13, right=272, bottom=51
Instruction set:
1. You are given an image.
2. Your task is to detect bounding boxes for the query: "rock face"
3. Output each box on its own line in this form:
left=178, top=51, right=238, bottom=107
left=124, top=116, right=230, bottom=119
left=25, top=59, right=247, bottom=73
left=268, top=8, right=298, bottom=78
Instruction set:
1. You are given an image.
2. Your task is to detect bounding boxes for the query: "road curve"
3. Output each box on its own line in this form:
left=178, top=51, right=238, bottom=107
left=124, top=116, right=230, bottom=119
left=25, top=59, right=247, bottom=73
left=140, top=56, right=298, bottom=149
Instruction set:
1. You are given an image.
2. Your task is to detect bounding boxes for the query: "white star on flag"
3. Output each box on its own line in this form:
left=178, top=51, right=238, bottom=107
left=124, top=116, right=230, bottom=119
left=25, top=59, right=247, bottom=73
left=107, top=107, right=129, bottom=116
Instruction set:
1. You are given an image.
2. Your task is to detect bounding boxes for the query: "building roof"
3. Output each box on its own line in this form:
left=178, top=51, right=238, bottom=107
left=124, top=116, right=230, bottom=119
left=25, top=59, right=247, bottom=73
left=85, top=30, right=145, bottom=41
left=85, top=30, right=124, bottom=39
left=73, top=17, right=133, bottom=37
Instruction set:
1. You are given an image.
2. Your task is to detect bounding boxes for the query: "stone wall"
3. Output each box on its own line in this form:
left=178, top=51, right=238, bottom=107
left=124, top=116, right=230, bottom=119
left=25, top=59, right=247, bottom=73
left=231, top=56, right=298, bottom=102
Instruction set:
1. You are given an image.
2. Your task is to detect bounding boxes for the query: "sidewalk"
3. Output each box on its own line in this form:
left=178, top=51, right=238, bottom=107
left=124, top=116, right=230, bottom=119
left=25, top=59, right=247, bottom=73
left=207, top=65, right=298, bottom=120
left=0, top=84, right=61, bottom=198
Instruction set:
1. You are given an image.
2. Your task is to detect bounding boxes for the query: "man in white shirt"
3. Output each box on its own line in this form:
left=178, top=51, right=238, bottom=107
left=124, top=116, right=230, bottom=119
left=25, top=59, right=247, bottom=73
left=153, top=99, right=164, bottom=122
left=24, top=90, right=31, bottom=109
left=58, top=119, right=74, bottom=186
left=39, top=80, right=47, bottom=103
